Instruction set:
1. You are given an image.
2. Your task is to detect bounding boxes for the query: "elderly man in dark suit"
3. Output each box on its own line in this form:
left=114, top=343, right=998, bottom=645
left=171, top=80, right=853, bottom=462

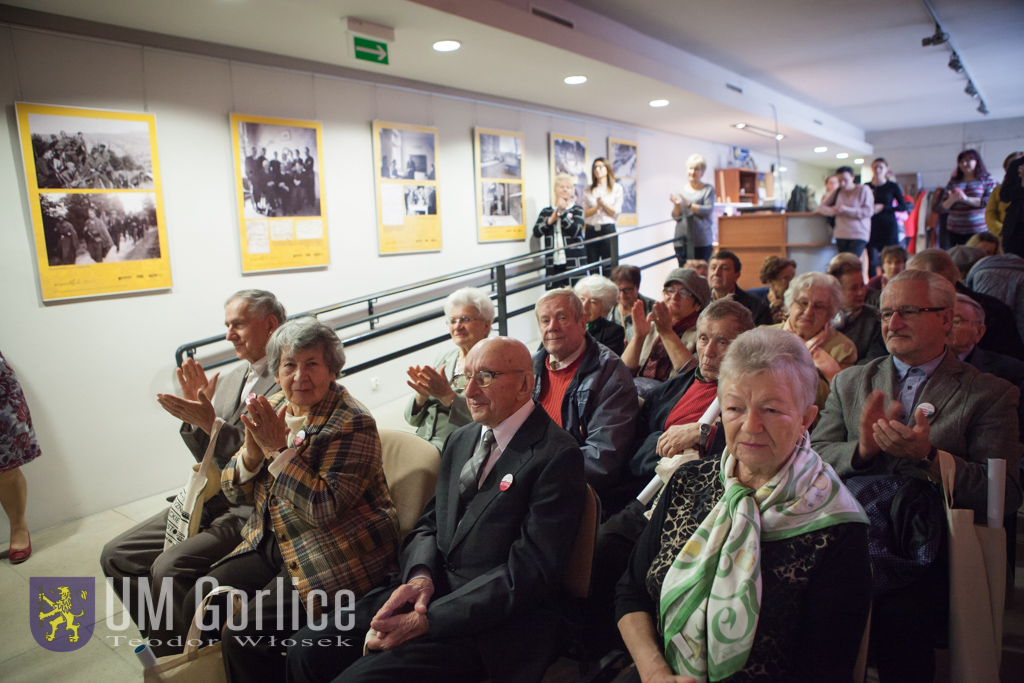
left=100, top=290, right=284, bottom=655
left=707, top=250, right=773, bottom=326
left=286, top=337, right=586, bottom=683
left=812, top=269, right=1022, bottom=683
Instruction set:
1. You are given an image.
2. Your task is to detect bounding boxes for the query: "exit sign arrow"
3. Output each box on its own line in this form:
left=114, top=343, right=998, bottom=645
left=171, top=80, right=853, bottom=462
left=354, top=37, right=389, bottom=65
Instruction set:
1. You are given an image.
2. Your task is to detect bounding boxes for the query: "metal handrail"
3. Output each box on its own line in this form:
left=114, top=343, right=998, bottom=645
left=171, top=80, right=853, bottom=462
left=175, top=218, right=677, bottom=374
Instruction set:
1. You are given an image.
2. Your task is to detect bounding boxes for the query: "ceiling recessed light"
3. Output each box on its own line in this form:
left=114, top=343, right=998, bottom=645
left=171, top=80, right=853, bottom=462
left=854, top=158, right=865, bottom=164
left=775, top=134, right=785, bottom=141
left=779, top=166, right=788, bottom=172
left=814, top=146, right=828, bottom=153
left=836, top=153, right=849, bottom=159
left=649, top=99, right=669, bottom=107
left=432, top=40, right=461, bottom=52
left=563, top=75, right=587, bottom=85
left=734, top=123, right=747, bottom=129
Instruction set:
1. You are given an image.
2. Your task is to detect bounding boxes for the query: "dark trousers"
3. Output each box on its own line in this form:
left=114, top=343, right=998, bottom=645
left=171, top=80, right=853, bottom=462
left=182, top=532, right=309, bottom=683
left=870, top=560, right=949, bottom=683
left=585, top=223, right=616, bottom=273
left=285, top=578, right=488, bottom=683
left=100, top=504, right=248, bottom=656
left=673, top=242, right=713, bottom=267
left=835, top=238, right=867, bottom=257
left=945, top=231, right=974, bottom=248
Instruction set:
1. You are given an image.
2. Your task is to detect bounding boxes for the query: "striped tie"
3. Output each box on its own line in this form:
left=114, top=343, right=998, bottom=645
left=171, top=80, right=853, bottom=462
left=459, top=429, right=495, bottom=499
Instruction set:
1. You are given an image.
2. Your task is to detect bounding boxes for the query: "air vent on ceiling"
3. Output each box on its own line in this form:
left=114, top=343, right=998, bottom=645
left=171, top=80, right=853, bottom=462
left=531, top=6, right=574, bottom=29
left=726, top=83, right=743, bottom=94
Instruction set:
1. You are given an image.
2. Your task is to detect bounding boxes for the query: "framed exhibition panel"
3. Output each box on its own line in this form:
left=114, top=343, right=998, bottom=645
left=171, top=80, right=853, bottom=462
left=15, top=102, right=171, bottom=302
left=549, top=133, right=588, bottom=207
left=474, top=128, right=525, bottom=243
left=230, top=114, right=329, bottom=273
left=372, top=121, right=441, bottom=255
left=608, top=138, right=638, bottom=226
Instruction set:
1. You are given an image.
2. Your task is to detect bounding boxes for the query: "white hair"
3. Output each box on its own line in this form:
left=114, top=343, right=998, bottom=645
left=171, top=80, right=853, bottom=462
left=783, top=272, right=844, bottom=320
left=719, top=327, right=817, bottom=411
left=686, top=153, right=707, bottom=170
left=444, top=287, right=495, bottom=324
left=574, top=276, right=618, bottom=315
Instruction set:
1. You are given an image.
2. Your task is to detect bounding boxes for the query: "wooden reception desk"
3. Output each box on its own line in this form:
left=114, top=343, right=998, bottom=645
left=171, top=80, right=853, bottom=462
left=717, top=212, right=834, bottom=290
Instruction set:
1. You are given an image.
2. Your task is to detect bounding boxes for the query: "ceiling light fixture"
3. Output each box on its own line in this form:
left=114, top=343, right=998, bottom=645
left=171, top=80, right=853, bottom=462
left=917, top=4, right=989, bottom=117
left=732, top=123, right=783, bottom=140
left=922, top=23, right=948, bottom=47
left=854, top=158, right=865, bottom=164
left=948, top=53, right=963, bottom=73
left=432, top=40, right=461, bottom=52
left=814, top=147, right=828, bottom=153
left=563, top=75, right=587, bottom=85
left=964, top=82, right=978, bottom=97
left=978, top=101, right=989, bottom=115
left=836, top=153, right=850, bottom=159
left=649, top=99, right=669, bottom=107
left=779, top=166, right=788, bottom=172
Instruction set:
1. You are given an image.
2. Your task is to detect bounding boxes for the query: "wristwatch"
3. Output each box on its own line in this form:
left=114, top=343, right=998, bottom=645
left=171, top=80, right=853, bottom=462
left=916, top=445, right=938, bottom=469
left=698, top=423, right=713, bottom=451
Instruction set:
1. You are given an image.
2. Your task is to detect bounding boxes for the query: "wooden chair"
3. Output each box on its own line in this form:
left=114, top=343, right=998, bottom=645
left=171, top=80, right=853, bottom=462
left=377, top=429, right=441, bottom=540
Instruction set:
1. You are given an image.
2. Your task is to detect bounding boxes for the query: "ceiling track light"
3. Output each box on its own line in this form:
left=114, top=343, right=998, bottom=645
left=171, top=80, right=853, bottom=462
left=978, top=101, right=989, bottom=116
left=922, top=23, right=949, bottom=47
left=965, top=82, right=978, bottom=98
left=948, top=53, right=963, bottom=73
left=732, top=123, right=783, bottom=140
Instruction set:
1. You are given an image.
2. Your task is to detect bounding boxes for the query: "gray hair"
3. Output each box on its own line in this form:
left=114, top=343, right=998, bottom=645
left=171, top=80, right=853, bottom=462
left=696, top=298, right=755, bottom=334
left=267, top=316, right=345, bottom=379
left=226, top=290, right=286, bottom=325
left=574, top=275, right=619, bottom=315
left=885, top=269, right=956, bottom=309
left=444, top=287, right=495, bottom=324
left=536, top=287, right=584, bottom=322
left=686, top=153, right=707, bottom=170
left=719, top=327, right=818, bottom=412
left=784, top=272, right=844, bottom=320
left=955, top=293, right=985, bottom=325
left=553, top=172, right=575, bottom=191
left=906, top=249, right=960, bottom=285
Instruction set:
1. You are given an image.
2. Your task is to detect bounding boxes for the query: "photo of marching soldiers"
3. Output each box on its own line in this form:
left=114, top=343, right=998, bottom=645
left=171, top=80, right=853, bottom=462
left=27, top=113, right=154, bottom=190
left=37, top=192, right=160, bottom=266
left=238, top=122, right=321, bottom=219
left=480, top=182, right=523, bottom=226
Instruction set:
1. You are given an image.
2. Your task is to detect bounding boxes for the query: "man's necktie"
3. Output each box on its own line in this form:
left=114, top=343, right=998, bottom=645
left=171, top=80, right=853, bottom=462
left=459, top=429, right=495, bottom=500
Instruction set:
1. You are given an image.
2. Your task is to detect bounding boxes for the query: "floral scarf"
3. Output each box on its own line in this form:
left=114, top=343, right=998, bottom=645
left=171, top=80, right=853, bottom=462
left=658, top=434, right=866, bottom=681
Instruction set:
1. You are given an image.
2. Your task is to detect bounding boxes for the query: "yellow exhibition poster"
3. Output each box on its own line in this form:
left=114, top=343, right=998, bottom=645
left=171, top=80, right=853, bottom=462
left=474, top=128, right=525, bottom=243
left=230, top=114, right=329, bottom=273
left=608, top=138, right=638, bottom=226
left=372, top=121, right=441, bottom=255
left=15, top=102, right=171, bottom=302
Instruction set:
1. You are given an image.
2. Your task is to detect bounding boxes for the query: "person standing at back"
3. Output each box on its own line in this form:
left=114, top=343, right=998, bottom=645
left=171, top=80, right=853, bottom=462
left=583, top=157, right=623, bottom=274
left=938, top=149, right=996, bottom=248
left=817, top=166, right=873, bottom=258
left=670, top=154, right=716, bottom=265
left=867, top=158, right=909, bottom=276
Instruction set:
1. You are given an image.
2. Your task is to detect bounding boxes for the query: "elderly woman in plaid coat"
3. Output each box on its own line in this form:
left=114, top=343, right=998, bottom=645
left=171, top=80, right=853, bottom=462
left=182, top=316, right=399, bottom=683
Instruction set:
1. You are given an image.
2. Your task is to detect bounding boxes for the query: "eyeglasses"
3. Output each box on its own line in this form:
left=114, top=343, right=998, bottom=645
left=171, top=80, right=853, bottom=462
left=446, top=316, right=482, bottom=327
left=951, top=315, right=979, bottom=328
left=450, top=370, right=522, bottom=390
left=663, top=287, right=694, bottom=299
left=879, top=306, right=947, bottom=323
left=792, top=299, right=831, bottom=314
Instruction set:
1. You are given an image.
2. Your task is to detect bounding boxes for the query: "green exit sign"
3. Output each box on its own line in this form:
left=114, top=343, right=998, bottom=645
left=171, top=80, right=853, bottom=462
left=354, top=36, right=389, bottom=65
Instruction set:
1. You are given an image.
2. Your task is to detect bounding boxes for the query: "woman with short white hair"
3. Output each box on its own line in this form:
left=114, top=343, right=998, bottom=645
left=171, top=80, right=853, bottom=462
left=534, top=172, right=586, bottom=288
left=405, top=287, right=494, bottom=451
left=670, top=153, right=716, bottom=265
left=574, top=275, right=625, bottom=355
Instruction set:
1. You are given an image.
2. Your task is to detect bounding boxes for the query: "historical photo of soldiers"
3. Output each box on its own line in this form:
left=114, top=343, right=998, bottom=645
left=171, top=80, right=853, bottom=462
left=238, top=122, right=321, bottom=219
left=379, top=127, right=436, bottom=180
left=479, top=133, right=521, bottom=180
left=610, top=140, right=638, bottom=179
left=27, top=113, right=154, bottom=190
left=37, top=192, right=160, bottom=266
left=551, top=136, right=587, bottom=204
left=403, top=185, right=437, bottom=216
left=480, top=182, right=523, bottom=226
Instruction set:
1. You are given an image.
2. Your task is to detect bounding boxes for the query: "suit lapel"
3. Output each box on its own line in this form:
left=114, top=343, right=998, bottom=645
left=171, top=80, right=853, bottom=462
left=911, top=352, right=962, bottom=429
left=441, top=424, right=482, bottom=550
left=224, top=366, right=278, bottom=426
left=216, top=363, right=249, bottom=424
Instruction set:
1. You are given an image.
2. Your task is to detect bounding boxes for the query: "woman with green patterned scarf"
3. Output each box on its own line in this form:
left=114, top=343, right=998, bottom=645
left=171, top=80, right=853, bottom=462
left=615, top=327, right=871, bottom=682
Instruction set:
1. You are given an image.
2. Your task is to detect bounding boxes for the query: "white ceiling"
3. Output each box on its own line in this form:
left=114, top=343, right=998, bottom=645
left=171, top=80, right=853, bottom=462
left=3, top=0, right=1020, bottom=166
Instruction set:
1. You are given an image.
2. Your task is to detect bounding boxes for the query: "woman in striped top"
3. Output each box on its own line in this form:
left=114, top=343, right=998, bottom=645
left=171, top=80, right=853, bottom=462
left=939, top=149, right=996, bottom=247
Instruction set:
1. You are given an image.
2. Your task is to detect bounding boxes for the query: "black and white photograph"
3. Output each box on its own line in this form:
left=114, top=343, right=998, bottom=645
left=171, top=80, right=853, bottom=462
left=26, top=113, right=154, bottom=190
left=238, top=122, right=321, bottom=219
left=619, top=177, right=637, bottom=215
left=380, top=127, right=436, bottom=180
left=404, top=185, right=437, bottom=216
left=479, top=133, right=522, bottom=180
left=480, top=182, right=523, bottom=226
left=37, top=192, right=160, bottom=266
left=610, top=140, right=638, bottom=178
left=551, top=135, right=588, bottom=205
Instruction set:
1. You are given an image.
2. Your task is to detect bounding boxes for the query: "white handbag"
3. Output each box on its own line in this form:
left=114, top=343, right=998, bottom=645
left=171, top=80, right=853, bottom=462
left=164, top=418, right=225, bottom=550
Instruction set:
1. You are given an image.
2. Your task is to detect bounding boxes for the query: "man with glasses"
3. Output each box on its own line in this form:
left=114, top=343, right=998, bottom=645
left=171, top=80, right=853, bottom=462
left=813, top=269, right=1022, bottom=683
left=532, top=288, right=638, bottom=509
left=607, top=265, right=655, bottom=342
left=707, top=250, right=773, bottom=325
left=286, top=337, right=586, bottom=683
left=948, top=293, right=1024, bottom=389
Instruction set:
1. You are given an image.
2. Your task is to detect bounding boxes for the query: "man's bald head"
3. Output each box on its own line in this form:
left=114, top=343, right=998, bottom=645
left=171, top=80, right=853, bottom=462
left=906, top=249, right=960, bottom=286
left=462, top=337, right=536, bottom=428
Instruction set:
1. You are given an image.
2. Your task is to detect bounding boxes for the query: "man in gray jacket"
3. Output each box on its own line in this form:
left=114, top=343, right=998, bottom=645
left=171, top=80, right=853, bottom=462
left=812, top=269, right=1021, bottom=683
left=531, top=288, right=638, bottom=511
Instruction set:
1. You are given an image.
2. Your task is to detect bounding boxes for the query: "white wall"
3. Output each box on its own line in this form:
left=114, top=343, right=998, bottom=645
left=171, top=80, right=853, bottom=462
left=0, top=26, right=825, bottom=540
left=867, top=116, right=1024, bottom=192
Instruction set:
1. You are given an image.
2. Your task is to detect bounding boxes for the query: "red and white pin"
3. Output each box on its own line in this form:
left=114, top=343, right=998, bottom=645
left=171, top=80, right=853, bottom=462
left=293, top=429, right=307, bottom=448
left=918, top=402, right=936, bottom=418
left=499, top=473, right=513, bottom=492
